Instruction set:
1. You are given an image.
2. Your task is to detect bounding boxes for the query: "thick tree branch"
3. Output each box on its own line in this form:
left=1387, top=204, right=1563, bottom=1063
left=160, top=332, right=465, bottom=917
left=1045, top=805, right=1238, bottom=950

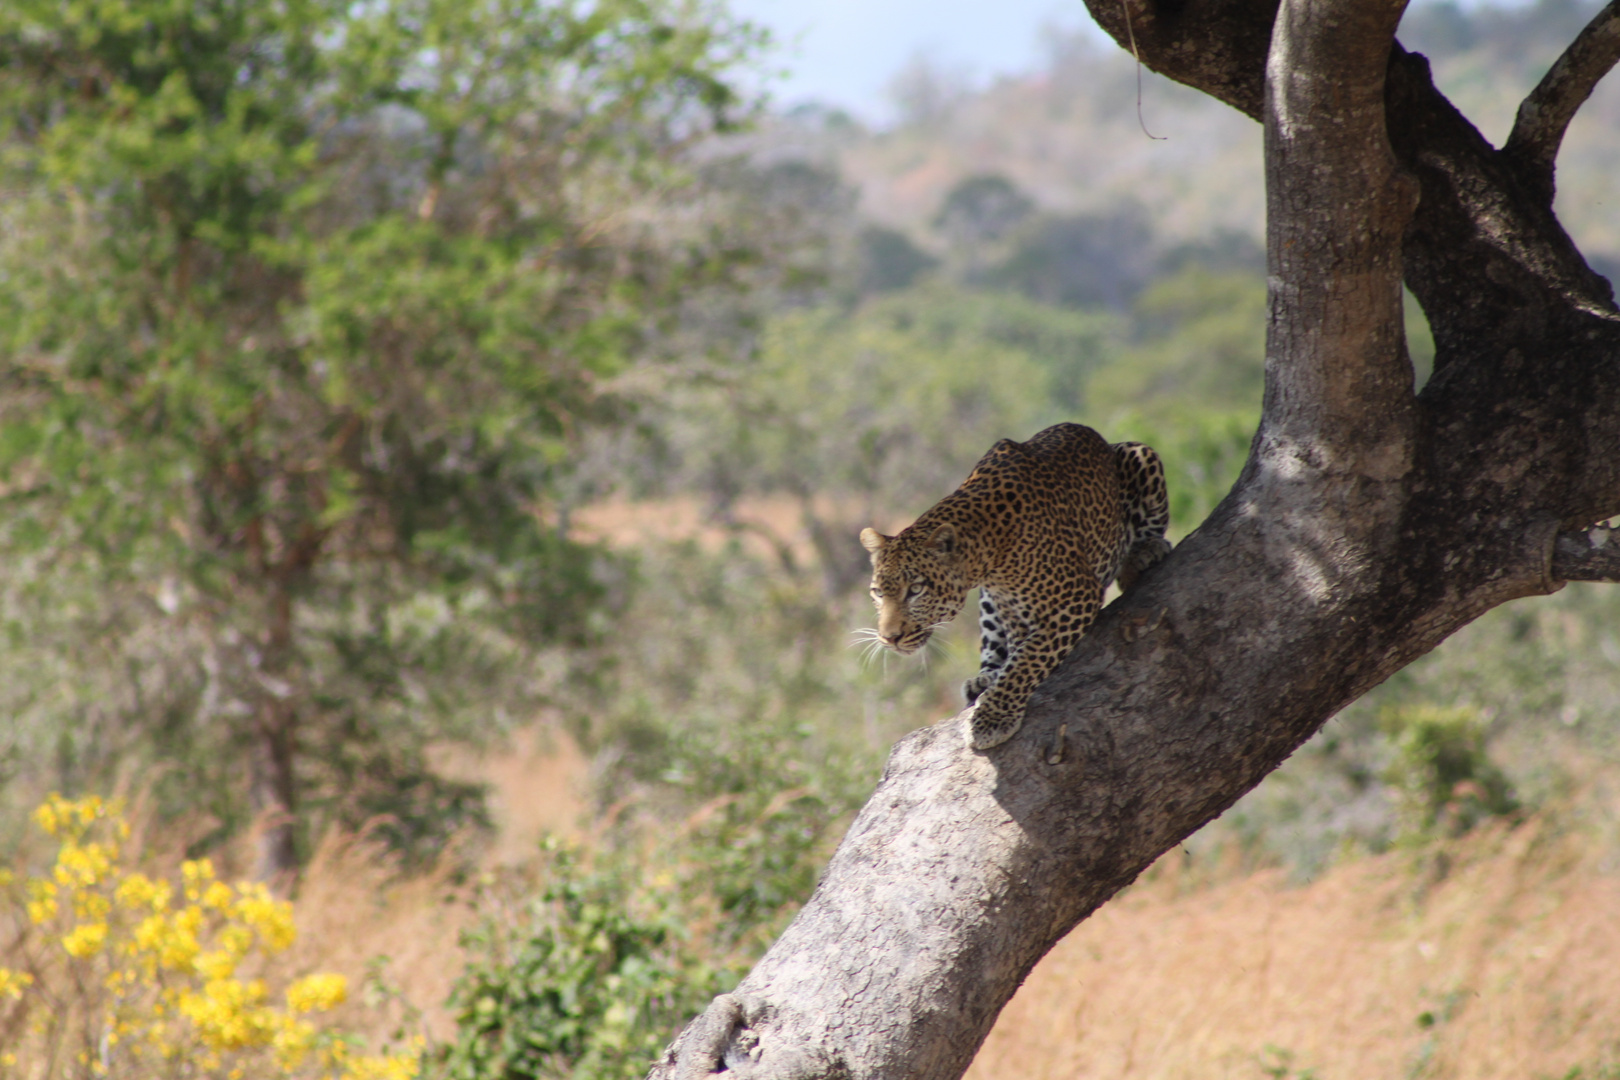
left=1503, top=0, right=1620, bottom=202
left=1553, top=525, right=1620, bottom=582
left=1086, top=0, right=1275, bottom=119
left=1262, top=0, right=1416, bottom=466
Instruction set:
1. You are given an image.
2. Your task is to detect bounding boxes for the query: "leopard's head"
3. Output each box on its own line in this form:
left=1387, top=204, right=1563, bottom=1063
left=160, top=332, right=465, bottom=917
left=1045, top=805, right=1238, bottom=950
left=858, top=523, right=969, bottom=655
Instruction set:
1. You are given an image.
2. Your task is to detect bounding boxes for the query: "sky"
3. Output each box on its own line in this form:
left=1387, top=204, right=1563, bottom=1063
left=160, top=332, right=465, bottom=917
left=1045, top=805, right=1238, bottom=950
left=723, top=0, right=1534, bottom=124
left=726, top=0, right=1098, bottom=122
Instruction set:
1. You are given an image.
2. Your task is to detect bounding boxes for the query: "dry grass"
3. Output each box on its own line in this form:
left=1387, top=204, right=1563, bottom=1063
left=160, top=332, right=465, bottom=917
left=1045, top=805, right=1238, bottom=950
left=569, top=495, right=913, bottom=563
left=296, top=733, right=1620, bottom=1076
left=20, top=706, right=1618, bottom=1074
left=287, top=727, right=592, bottom=1044
left=282, top=832, right=474, bottom=1045
left=969, top=807, right=1620, bottom=1080
left=429, top=725, right=589, bottom=866
left=272, top=698, right=1620, bottom=1077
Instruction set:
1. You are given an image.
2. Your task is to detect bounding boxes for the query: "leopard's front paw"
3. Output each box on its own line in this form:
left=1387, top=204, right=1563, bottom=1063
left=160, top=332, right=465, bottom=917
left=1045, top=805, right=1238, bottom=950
left=962, top=673, right=993, bottom=707
left=966, top=702, right=1023, bottom=750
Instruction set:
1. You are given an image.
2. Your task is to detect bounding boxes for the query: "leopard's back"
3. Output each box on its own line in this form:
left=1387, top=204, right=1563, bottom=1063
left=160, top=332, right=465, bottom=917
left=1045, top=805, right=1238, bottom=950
left=923, top=422, right=1123, bottom=589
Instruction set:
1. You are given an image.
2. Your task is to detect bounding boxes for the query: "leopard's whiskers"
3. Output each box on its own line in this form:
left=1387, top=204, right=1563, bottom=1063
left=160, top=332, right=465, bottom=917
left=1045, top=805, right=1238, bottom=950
left=919, top=621, right=955, bottom=673
left=848, top=626, right=890, bottom=669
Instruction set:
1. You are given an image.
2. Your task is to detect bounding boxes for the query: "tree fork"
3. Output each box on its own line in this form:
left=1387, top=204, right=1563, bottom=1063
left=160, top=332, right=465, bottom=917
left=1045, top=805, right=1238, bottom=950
left=650, top=0, right=1620, bottom=1075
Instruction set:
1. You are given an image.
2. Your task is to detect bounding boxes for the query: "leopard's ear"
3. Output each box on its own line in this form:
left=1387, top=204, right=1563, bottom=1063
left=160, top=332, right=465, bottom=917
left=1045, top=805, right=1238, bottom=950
left=859, top=528, right=889, bottom=556
left=927, top=523, right=958, bottom=556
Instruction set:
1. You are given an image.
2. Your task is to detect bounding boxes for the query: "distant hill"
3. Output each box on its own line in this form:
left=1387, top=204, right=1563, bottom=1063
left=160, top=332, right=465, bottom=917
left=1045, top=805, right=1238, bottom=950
left=757, top=0, right=1619, bottom=285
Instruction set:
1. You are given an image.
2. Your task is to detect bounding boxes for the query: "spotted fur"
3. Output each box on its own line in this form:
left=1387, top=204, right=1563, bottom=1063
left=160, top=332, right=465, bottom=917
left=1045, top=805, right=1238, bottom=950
left=859, top=423, right=1170, bottom=750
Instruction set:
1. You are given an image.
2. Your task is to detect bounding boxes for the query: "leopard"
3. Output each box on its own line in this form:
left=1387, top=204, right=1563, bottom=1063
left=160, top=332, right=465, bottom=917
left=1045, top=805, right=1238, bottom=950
left=859, top=422, right=1170, bottom=750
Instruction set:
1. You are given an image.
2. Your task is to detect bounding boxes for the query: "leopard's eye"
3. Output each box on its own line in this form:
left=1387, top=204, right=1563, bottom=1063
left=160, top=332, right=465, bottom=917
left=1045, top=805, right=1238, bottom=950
left=906, top=583, right=926, bottom=599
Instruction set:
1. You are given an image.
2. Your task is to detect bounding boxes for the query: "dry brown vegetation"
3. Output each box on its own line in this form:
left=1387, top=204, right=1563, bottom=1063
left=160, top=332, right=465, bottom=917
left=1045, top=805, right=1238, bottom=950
left=262, top=736, right=1620, bottom=1078
left=970, top=801, right=1620, bottom=1080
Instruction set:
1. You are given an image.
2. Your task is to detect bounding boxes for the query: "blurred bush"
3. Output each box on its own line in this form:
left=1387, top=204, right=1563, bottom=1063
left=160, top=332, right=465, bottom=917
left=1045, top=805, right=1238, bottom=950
left=437, top=841, right=713, bottom=1080
left=1379, top=706, right=1518, bottom=841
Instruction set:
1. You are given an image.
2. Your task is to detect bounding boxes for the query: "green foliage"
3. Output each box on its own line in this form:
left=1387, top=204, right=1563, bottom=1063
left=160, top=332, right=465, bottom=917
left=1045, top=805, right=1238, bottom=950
left=932, top=174, right=1034, bottom=251
left=573, top=540, right=925, bottom=808
left=853, top=226, right=938, bottom=295
left=988, top=205, right=1157, bottom=311
left=1258, top=1044, right=1320, bottom=1080
left=0, top=0, right=764, bottom=861
left=662, top=284, right=1119, bottom=512
left=438, top=841, right=723, bottom=1080
left=1380, top=706, right=1517, bottom=841
left=1090, top=263, right=1269, bottom=414
left=1550, top=1064, right=1620, bottom=1080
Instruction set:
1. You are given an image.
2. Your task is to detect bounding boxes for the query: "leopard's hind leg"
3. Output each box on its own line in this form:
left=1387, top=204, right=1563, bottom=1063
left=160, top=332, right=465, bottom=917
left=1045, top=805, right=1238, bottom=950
left=1111, top=441, right=1171, bottom=592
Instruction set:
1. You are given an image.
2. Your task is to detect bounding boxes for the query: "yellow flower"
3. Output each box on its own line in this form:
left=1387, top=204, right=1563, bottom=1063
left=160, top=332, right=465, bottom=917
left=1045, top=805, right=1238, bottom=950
left=197, top=949, right=239, bottom=982
left=55, top=841, right=116, bottom=889
left=272, top=1016, right=316, bottom=1070
left=181, top=859, right=215, bottom=902
left=286, top=973, right=348, bottom=1014
left=62, top=922, right=109, bottom=959
left=201, top=880, right=234, bottom=911
left=177, top=978, right=276, bottom=1050
left=217, top=924, right=253, bottom=962
left=115, top=872, right=173, bottom=914
left=26, top=880, right=59, bottom=924
left=74, top=889, right=111, bottom=922
left=34, top=794, right=108, bottom=840
left=0, top=968, right=34, bottom=999
left=132, top=906, right=203, bottom=973
left=233, top=885, right=296, bottom=952
left=33, top=794, right=64, bottom=837
left=341, top=1051, right=422, bottom=1080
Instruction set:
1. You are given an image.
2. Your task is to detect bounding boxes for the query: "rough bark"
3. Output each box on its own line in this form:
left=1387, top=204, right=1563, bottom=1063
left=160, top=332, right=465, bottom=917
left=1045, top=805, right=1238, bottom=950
left=649, top=0, right=1620, bottom=1075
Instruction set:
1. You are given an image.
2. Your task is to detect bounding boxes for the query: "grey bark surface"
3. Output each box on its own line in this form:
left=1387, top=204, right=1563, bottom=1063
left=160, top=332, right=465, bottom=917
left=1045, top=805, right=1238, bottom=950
left=649, top=0, right=1620, bottom=1076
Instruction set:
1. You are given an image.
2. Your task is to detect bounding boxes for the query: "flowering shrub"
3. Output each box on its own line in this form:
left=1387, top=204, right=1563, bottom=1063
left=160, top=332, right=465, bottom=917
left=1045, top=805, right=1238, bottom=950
left=0, top=795, right=420, bottom=1079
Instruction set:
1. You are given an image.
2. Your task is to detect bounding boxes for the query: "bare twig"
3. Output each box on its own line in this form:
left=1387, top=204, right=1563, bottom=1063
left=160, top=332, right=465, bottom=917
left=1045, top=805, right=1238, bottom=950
left=1551, top=524, right=1620, bottom=582
left=1503, top=0, right=1620, bottom=200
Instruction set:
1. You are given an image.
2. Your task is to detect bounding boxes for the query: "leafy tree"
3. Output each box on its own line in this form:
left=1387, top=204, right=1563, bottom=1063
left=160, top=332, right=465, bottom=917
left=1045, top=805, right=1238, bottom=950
left=851, top=226, right=938, bottom=296
left=0, top=0, right=762, bottom=876
left=988, top=205, right=1157, bottom=310
left=653, top=285, right=1118, bottom=594
left=1091, top=263, right=1270, bottom=412
left=931, top=174, right=1034, bottom=277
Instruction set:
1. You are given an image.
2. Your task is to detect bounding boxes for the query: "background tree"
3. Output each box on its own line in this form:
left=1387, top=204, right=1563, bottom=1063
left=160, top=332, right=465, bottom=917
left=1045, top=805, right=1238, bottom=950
left=650, top=0, right=1620, bottom=1075
left=0, top=0, right=761, bottom=878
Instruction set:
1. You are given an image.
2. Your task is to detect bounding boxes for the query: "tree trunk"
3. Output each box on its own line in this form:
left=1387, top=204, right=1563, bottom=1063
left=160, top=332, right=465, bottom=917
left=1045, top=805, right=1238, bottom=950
left=651, top=0, right=1620, bottom=1075
left=250, top=578, right=302, bottom=883
left=250, top=696, right=300, bottom=884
